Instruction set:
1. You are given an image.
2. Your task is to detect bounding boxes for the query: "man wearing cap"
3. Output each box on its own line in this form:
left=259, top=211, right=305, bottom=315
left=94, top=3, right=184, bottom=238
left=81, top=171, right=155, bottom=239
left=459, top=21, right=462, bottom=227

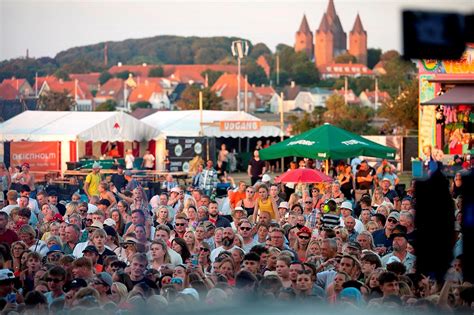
left=63, top=278, right=88, bottom=308
left=83, top=162, right=102, bottom=199
left=92, top=272, right=113, bottom=303
left=46, top=245, right=64, bottom=265
left=339, top=201, right=364, bottom=233
left=48, top=190, right=66, bottom=216
left=372, top=211, right=400, bottom=256
left=82, top=245, right=103, bottom=273
left=381, top=232, right=416, bottom=272
left=0, top=268, right=20, bottom=309
left=380, top=177, right=399, bottom=205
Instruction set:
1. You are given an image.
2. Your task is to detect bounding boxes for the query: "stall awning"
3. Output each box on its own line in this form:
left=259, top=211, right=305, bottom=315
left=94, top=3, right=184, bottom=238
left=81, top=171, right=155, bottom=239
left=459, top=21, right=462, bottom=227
left=141, top=110, right=282, bottom=138
left=421, top=85, right=474, bottom=105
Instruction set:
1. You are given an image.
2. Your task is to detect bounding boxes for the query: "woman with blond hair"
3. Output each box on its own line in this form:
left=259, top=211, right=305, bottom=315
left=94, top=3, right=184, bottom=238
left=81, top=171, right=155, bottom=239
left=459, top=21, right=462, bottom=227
left=41, top=222, right=61, bottom=242
left=183, top=230, right=197, bottom=254
left=150, top=239, right=171, bottom=270
left=185, top=205, right=199, bottom=229
left=64, top=201, right=80, bottom=220
left=110, top=282, right=129, bottom=306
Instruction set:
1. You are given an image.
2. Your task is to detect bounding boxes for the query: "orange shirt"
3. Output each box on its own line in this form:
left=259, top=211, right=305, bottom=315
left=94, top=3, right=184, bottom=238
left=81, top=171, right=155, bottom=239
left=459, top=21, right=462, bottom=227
left=229, top=191, right=246, bottom=208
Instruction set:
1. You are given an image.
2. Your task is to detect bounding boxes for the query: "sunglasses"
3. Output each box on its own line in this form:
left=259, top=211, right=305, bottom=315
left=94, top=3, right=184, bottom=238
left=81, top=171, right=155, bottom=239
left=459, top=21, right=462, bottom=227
left=86, top=219, right=93, bottom=222
left=305, top=201, right=312, bottom=204
left=46, top=278, right=63, bottom=283
left=240, top=227, right=251, bottom=231
left=175, top=223, right=186, bottom=226
left=298, top=235, right=310, bottom=240
left=200, top=247, right=210, bottom=252
left=387, top=218, right=398, bottom=223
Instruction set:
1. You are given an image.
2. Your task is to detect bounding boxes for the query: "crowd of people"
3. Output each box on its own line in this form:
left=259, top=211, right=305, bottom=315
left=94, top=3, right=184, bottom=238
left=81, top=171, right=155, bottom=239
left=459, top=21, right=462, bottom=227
left=0, top=154, right=471, bottom=315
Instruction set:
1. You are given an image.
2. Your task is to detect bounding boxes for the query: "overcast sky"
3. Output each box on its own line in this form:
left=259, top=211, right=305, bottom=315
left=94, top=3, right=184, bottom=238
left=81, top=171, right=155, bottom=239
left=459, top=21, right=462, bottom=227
left=0, top=0, right=472, bottom=61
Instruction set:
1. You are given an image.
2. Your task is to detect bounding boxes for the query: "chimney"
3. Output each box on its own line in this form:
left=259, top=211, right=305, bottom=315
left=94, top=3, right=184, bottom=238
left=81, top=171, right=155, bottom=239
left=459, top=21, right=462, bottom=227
left=291, top=81, right=295, bottom=88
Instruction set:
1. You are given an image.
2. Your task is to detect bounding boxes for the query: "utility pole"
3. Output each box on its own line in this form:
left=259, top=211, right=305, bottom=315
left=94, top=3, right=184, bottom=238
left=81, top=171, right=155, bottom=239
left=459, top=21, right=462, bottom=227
left=276, top=54, right=280, bottom=86
left=344, top=76, right=348, bottom=105
left=244, top=74, right=248, bottom=112
left=375, top=77, right=379, bottom=110
left=231, top=40, right=249, bottom=112
left=279, top=92, right=284, bottom=172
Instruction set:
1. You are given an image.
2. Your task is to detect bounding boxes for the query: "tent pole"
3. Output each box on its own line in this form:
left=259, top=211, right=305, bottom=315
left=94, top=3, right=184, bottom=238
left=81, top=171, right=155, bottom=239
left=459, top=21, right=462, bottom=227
left=325, top=159, right=329, bottom=175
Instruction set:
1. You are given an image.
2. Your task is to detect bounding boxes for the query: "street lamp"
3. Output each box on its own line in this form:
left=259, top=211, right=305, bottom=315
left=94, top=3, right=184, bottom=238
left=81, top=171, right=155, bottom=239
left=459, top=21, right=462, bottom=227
left=231, top=40, right=249, bottom=112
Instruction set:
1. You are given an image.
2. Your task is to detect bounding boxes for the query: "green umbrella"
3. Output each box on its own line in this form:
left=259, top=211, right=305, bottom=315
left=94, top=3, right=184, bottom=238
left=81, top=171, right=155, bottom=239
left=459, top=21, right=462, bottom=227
left=259, top=123, right=396, bottom=160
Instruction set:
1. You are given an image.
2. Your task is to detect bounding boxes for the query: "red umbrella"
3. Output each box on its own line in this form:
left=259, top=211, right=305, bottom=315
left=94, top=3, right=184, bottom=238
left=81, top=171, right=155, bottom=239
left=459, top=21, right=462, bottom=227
left=275, top=168, right=333, bottom=183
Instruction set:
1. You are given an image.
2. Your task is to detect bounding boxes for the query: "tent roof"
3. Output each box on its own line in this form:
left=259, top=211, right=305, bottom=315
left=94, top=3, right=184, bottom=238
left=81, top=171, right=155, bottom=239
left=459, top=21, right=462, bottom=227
left=141, top=110, right=281, bottom=138
left=0, top=111, right=163, bottom=142
left=421, top=85, right=474, bottom=105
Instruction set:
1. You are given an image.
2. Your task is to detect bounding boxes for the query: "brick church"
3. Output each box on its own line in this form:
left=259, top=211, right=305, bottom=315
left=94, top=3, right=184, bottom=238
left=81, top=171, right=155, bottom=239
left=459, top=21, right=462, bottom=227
left=295, top=0, right=367, bottom=67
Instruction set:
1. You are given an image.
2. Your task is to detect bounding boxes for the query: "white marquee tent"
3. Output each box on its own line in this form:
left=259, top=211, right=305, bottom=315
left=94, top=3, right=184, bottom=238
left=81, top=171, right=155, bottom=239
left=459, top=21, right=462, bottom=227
left=141, top=110, right=282, bottom=138
left=0, top=111, right=165, bottom=172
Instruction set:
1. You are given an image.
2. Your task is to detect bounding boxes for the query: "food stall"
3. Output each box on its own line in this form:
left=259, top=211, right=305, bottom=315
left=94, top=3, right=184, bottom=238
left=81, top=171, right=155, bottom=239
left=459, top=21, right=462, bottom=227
left=0, top=111, right=166, bottom=179
left=418, top=44, right=474, bottom=171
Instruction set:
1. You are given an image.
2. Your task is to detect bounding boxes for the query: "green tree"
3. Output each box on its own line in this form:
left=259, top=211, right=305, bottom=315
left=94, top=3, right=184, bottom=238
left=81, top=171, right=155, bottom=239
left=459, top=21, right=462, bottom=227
left=379, top=53, right=416, bottom=97
left=243, top=61, right=268, bottom=86
left=115, top=71, right=133, bottom=80
left=271, top=47, right=319, bottom=86
left=95, top=100, right=117, bottom=111
left=131, top=101, right=152, bottom=111
left=99, top=71, right=112, bottom=85
left=379, top=78, right=419, bottom=134
left=334, top=52, right=357, bottom=63
left=177, top=86, right=222, bottom=110
left=38, top=90, right=74, bottom=111
left=249, top=43, right=272, bottom=59
left=201, top=70, right=224, bottom=87
left=148, top=66, right=164, bottom=77
left=324, top=94, right=349, bottom=123
left=367, top=48, right=382, bottom=68
left=381, top=50, right=400, bottom=61
left=287, top=113, right=316, bottom=134
left=53, top=69, right=70, bottom=81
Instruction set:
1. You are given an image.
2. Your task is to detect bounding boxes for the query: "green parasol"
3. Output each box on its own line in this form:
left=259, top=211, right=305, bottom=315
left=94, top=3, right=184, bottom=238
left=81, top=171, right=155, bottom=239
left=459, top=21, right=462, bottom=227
left=259, top=123, right=396, bottom=160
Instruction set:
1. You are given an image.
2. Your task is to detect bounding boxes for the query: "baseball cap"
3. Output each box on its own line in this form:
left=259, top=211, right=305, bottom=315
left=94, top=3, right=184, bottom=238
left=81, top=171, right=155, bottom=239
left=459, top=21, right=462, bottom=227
left=347, top=241, right=362, bottom=251
left=0, top=269, right=15, bottom=282
left=87, top=204, right=98, bottom=214
left=22, top=162, right=30, bottom=168
left=49, top=190, right=58, bottom=197
left=387, top=211, right=400, bottom=222
left=111, top=260, right=127, bottom=269
left=262, top=174, right=272, bottom=183
left=64, top=278, right=87, bottom=292
left=381, top=177, right=391, bottom=183
left=96, top=272, right=113, bottom=287
left=103, top=218, right=116, bottom=227
left=340, top=201, right=353, bottom=212
left=170, top=187, right=181, bottom=193
left=278, top=201, right=289, bottom=209
left=90, top=220, right=104, bottom=229
left=46, top=244, right=64, bottom=256
left=82, top=245, right=99, bottom=255
left=92, top=162, right=102, bottom=169
left=103, top=225, right=117, bottom=237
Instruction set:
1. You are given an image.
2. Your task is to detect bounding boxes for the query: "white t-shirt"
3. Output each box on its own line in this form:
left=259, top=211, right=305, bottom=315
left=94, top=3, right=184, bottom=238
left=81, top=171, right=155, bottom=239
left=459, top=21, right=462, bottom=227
left=143, top=154, right=155, bottom=168
left=210, top=245, right=240, bottom=262
left=125, top=154, right=135, bottom=170
left=339, top=216, right=365, bottom=233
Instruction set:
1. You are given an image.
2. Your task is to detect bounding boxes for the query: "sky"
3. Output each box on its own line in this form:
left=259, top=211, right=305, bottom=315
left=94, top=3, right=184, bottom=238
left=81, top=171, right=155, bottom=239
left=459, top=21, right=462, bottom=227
left=0, top=0, right=472, bottom=61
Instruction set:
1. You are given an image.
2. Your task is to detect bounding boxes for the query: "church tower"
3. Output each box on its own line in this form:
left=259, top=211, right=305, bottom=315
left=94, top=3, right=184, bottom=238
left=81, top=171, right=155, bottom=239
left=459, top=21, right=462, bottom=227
left=315, top=0, right=347, bottom=67
left=349, top=13, right=367, bottom=65
left=294, top=14, right=314, bottom=60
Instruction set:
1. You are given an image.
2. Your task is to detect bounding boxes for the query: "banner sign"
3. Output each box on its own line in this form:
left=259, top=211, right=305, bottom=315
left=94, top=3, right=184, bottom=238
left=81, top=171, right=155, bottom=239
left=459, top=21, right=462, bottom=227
left=10, top=141, right=61, bottom=171
left=167, top=137, right=205, bottom=172
left=219, top=121, right=261, bottom=132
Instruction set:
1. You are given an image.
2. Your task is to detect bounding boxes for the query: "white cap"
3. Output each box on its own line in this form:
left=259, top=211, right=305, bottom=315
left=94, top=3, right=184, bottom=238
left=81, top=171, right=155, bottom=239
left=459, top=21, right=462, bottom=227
left=170, top=187, right=181, bottom=193
left=262, top=174, right=272, bottom=183
left=103, top=218, right=116, bottom=227
left=278, top=201, right=289, bottom=209
left=87, top=204, right=98, bottom=214
left=340, top=201, right=353, bottom=212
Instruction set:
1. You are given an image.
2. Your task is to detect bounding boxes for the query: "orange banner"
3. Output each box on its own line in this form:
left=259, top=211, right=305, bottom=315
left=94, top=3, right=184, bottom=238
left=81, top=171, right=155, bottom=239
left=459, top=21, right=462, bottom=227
left=11, top=141, right=61, bottom=171
left=219, top=121, right=261, bottom=131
